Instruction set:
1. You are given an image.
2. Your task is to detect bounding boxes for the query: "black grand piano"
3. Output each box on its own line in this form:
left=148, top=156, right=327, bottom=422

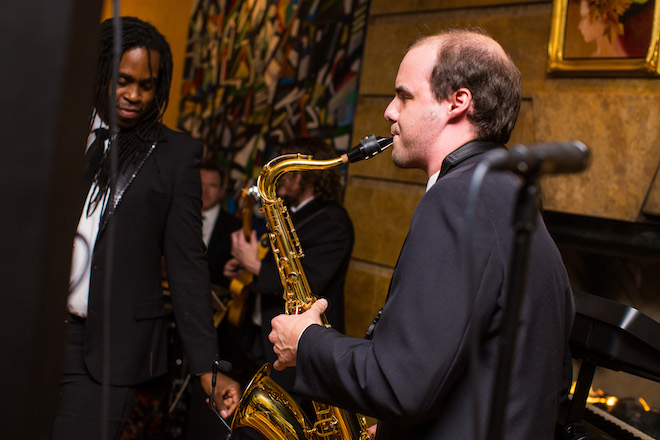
left=559, top=291, right=660, bottom=440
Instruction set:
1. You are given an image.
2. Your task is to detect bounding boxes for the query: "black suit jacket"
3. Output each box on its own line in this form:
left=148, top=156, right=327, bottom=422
left=252, top=198, right=354, bottom=392
left=83, top=125, right=218, bottom=386
left=295, top=144, right=575, bottom=440
left=206, top=209, right=241, bottom=288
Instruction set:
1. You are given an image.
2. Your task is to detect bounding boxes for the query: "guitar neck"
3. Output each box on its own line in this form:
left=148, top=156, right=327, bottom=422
left=242, top=217, right=251, bottom=238
left=241, top=188, right=254, bottom=238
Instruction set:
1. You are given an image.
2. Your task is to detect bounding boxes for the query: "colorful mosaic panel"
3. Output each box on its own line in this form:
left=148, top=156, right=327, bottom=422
left=178, top=0, right=370, bottom=198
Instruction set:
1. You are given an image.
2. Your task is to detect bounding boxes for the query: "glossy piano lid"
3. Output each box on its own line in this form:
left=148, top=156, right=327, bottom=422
left=571, top=290, right=660, bottom=382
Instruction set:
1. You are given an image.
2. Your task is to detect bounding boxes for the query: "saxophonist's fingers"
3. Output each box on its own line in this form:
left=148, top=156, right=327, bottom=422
left=310, top=298, right=328, bottom=316
left=269, top=315, right=297, bottom=370
left=269, top=299, right=328, bottom=370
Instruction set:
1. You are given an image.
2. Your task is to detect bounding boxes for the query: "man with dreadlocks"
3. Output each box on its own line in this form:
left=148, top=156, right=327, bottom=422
left=49, top=17, right=240, bottom=439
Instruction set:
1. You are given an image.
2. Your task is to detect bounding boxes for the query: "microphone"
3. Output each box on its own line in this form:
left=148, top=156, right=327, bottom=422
left=483, top=140, right=590, bottom=177
left=209, top=359, right=235, bottom=437
left=214, top=359, right=233, bottom=375
left=345, top=135, right=393, bottom=163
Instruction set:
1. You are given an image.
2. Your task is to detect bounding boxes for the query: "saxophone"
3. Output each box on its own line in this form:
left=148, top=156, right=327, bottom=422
left=230, top=135, right=393, bottom=440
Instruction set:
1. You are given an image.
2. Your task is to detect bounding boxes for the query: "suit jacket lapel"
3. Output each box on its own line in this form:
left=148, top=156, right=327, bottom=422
left=291, top=199, right=329, bottom=229
left=98, top=142, right=157, bottom=236
left=79, top=129, right=109, bottom=216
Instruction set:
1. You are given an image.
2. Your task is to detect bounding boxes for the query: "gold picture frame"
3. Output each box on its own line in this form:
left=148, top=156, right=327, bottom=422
left=548, top=0, right=660, bottom=76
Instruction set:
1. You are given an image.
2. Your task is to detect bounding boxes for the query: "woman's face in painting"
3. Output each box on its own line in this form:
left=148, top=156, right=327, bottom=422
left=578, top=0, right=606, bottom=43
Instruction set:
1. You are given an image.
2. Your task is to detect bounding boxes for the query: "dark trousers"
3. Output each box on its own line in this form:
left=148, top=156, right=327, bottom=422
left=183, top=380, right=266, bottom=440
left=48, top=316, right=137, bottom=440
left=184, top=378, right=230, bottom=440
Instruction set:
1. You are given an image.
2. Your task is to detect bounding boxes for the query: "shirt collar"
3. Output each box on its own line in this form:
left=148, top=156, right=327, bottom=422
left=87, top=113, right=108, bottom=151
left=426, top=170, right=440, bottom=192
left=290, top=196, right=315, bottom=213
left=203, top=204, right=221, bottom=223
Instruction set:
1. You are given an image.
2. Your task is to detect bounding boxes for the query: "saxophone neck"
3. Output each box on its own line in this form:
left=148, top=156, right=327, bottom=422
left=257, top=153, right=347, bottom=203
left=256, top=134, right=393, bottom=202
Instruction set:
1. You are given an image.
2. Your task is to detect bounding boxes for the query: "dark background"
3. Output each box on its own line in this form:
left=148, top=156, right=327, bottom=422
left=0, top=1, right=103, bottom=438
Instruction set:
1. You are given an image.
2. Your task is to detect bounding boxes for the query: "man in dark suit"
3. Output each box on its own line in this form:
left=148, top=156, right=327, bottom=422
left=224, top=137, right=354, bottom=417
left=49, top=17, right=239, bottom=440
left=200, top=158, right=241, bottom=289
left=267, top=28, right=575, bottom=440
left=184, top=158, right=244, bottom=440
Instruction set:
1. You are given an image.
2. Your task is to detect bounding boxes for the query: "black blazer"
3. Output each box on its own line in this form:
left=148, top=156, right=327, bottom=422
left=294, top=147, right=575, bottom=440
left=251, top=198, right=354, bottom=392
left=83, top=125, right=218, bottom=386
left=206, top=209, right=241, bottom=288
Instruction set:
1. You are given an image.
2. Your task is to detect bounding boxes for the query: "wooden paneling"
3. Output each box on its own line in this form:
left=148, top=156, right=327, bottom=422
left=344, top=261, right=393, bottom=338
left=510, top=98, right=536, bottom=146
left=369, top=0, right=547, bottom=15
left=643, top=172, right=660, bottom=216
left=535, top=90, right=660, bottom=221
left=344, top=177, right=423, bottom=266
left=361, top=6, right=552, bottom=98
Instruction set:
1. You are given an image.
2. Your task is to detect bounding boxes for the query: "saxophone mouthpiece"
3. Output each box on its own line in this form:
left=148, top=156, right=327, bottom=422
left=345, top=135, right=393, bottom=163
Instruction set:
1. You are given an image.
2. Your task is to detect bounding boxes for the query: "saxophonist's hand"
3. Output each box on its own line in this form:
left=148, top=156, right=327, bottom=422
left=269, top=298, right=327, bottom=371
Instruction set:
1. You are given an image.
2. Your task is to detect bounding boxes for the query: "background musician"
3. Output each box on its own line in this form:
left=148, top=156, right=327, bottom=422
left=184, top=157, right=243, bottom=440
left=267, top=27, right=575, bottom=440
left=224, top=137, right=355, bottom=428
left=200, top=158, right=242, bottom=289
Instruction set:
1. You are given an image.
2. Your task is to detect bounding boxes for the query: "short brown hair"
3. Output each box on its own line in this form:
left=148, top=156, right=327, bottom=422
left=410, top=27, right=522, bottom=144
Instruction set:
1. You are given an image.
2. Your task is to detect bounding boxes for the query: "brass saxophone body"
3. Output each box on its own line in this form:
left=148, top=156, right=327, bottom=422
left=230, top=135, right=392, bottom=440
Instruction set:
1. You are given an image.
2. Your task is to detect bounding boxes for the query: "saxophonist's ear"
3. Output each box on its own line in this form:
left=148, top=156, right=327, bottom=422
left=447, top=87, right=472, bottom=122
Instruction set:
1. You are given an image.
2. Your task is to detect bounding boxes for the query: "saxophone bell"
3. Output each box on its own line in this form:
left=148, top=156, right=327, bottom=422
left=344, top=135, right=393, bottom=163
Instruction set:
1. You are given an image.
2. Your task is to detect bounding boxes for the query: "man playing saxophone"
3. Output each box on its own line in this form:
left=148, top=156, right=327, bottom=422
left=267, top=28, right=575, bottom=440
left=224, top=137, right=355, bottom=431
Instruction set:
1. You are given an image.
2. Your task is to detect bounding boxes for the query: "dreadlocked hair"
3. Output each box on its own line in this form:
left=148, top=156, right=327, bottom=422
left=280, top=137, right=344, bottom=204
left=88, top=16, right=173, bottom=213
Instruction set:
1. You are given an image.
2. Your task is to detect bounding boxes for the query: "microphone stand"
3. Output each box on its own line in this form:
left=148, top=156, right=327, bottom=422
left=486, top=177, right=540, bottom=440
left=208, top=360, right=233, bottom=439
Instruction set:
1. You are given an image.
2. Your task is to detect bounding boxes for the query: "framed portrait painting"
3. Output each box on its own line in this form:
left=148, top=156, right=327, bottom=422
left=548, top=0, right=660, bottom=76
